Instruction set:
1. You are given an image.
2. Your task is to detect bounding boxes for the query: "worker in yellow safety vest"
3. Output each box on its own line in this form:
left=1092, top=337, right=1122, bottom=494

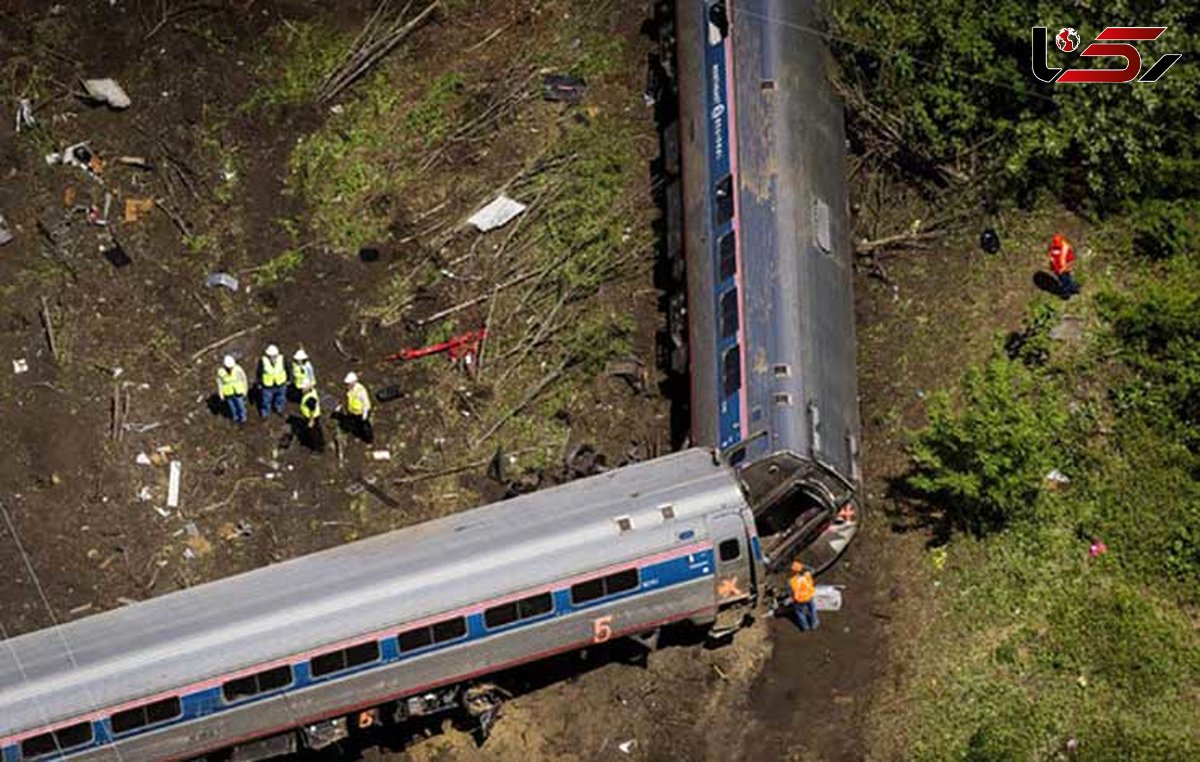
left=216, top=355, right=248, bottom=424
left=788, top=560, right=819, bottom=631
left=299, top=386, right=324, bottom=452
left=258, top=344, right=287, bottom=417
left=343, top=372, right=374, bottom=444
left=291, top=348, right=316, bottom=398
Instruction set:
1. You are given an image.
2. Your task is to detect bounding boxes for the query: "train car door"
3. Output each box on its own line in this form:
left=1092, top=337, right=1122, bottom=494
left=709, top=511, right=751, bottom=605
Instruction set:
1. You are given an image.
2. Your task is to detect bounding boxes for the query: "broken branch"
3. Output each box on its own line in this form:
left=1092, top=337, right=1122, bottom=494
left=188, top=323, right=262, bottom=362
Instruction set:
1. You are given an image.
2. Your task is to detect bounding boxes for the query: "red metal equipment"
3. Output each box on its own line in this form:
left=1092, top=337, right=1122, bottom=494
left=386, top=329, right=488, bottom=363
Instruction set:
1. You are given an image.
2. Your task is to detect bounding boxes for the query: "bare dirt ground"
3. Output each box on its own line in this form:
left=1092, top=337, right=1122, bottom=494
left=0, top=1, right=1064, bottom=760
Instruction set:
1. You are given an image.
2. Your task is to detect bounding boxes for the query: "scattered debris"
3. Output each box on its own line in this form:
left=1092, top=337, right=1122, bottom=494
left=0, top=214, right=12, bottom=246
left=543, top=74, right=587, bottom=103
left=359, top=246, right=381, bottom=262
left=116, top=155, right=153, bottom=170
left=81, top=78, right=132, bottom=109
left=814, top=585, right=844, bottom=611
left=218, top=521, right=253, bottom=541
left=14, top=98, right=36, bottom=132
left=617, top=740, right=636, bottom=754
left=930, top=546, right=948, bottom=571
left=123, top=197, right=155, bottom=223
left=370, top=450, right=391, bottom=461
left=12, top=358, right=28, bottom=374
left=468, top=195, right=526, bottom=232
left=167, top=461, right=182, bottom=508
left=153, top=506, right=171, bottom=518
left=136, top=486, right=152, bottom=502
left=1044, top=468, right=1071, bottom=489
left=46, top=142, right=104, bottom=182
left=135, top=452, right=152, bottom=466
left=1089, top=538, right=1108, bottom=558
left=604, top=358, right=646, bottom=393
left=68, top=603, right=93, bottom=616
left=980, top=228, right=1001, bottom=254
left=375, top=385, right=403, bottom=402
left=387, top=329, right=487, bottom=367
left=205, top=272, right=239, bottom=291
left=39, top=297, right=59, bottom=364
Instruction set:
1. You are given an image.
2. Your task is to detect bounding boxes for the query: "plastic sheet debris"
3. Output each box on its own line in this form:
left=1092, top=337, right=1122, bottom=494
left=167, top=461, right=181, bottom=508
left=370, top=450, right=391, bottom=461
left=1044, top=468, right=1071, bottom=489
left=135, top=452, right=152, bottom=466
left=0, top=214, right=12, bottom=246
left=82, top=78, right=132, bottom=109
left=46, top=142, right=104, bottom=182
left=617, top=740, right=636, bottom=754
left=12, top=358, right=28, bottom=374
left=136, top=486, right=152, bottom=502
left=14, top=98, right=36, bottom=132
left=543, top=74, right=587, bottom=103
left=206, top=272, right=239, bottom=291
left=468, top=195, right=526, bottom=232
left=814, top=585, right=844, bottom=611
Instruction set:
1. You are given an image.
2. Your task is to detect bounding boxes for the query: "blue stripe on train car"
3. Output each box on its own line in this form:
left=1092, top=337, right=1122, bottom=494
left=3, top=547, right=718, bottom=761
left=702, top=14, right=742, bottom=452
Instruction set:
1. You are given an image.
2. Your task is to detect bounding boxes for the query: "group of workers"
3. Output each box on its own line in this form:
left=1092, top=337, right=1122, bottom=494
left=215, top=346, right=374, bottom=450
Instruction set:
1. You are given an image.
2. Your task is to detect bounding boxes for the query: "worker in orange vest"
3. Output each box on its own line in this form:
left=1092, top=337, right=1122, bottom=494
left=788, top=559, right=819, bottom=631
left=1048, top=234, right=1079, bottom=298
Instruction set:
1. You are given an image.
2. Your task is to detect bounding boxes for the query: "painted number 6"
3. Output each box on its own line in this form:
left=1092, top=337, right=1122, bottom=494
left=592, top=615, right=613, bottom=643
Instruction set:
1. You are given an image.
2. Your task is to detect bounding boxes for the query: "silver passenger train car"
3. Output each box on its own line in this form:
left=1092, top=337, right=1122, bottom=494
left=1, top=1, right=860, bottom=758
left=664, top=0, right=861, bottom=570
left=1, top=451, right=761, bottom=761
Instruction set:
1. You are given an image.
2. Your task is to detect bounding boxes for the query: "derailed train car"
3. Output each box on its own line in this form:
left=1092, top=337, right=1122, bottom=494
left=1, top=452, right=761, bottom=761
left=662, top=0, right=861, bottom=570
left=0, top=1, right=860, bottom=759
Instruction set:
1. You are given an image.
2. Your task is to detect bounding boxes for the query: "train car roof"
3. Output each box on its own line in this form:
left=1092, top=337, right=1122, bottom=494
left=0, top=448, right=743, bottom=736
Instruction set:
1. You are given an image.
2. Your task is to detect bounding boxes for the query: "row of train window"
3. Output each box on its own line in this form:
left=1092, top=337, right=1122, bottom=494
left=713, top=174, right=741, bottom=401
left=17, top=568, right=642, bottom=759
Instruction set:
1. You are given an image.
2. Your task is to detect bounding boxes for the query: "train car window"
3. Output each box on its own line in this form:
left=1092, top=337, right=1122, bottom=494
left=518, top=592, right=553, bottom=619
left=605, top=568, right=640, bottom=595
left=715, top=176, right=734, bottom=225
left=111, top=697, right=181, bottom=735
left=722, top=345, right=741, bottom=397
left=432, top=617, right=467, bottom=643
left=707, top=1, right=729, bottom=42
left=571, top=577, right=605, bottom=605
left=345, top=641, right=380, bottom=669
left=21, top=722, right=93, bottom=759
left=310, top=640, right=380, bottom=678
left=397, top=626, right=434, bottom=653
left=718, top=539, right=742, bottom=562
left=223, top=665, right=293, bottom=703
left=484, top=602, right=519, bottom=629
left=718, top=232, right=737, bottom=281
left=720, top=289, right=739, bottom=339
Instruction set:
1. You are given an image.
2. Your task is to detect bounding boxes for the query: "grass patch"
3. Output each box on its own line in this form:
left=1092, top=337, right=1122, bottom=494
left=245, top=21, right=351, bottom=107
left=288, top=70, right=466, bottom=250
left=255, top=248, right=306, bottom=286
left=897, top=237, right=1200, bottom=757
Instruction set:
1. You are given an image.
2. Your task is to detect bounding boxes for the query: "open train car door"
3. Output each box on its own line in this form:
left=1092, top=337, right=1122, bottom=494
left=709, top=511, right=753, bottom=607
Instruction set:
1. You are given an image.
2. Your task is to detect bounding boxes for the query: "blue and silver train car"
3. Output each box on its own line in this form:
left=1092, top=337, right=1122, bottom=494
left=666, top=0, right=861, bottom=570
left=0, top=451, right=761, bottom=761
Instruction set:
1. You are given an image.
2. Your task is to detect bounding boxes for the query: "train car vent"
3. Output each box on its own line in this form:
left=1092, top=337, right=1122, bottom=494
left=659, top=504, right=676, bottom=521
left=813, top=199, right=832, bottom=253
left=615, top=516, right=634, bottom=532
left=773, top=393, right=793, bottom=406
left=773, top=364, right=791, bottom=378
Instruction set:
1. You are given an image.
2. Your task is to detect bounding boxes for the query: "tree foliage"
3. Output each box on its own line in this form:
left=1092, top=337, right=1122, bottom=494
left=907, top=357, right=1076, bottom=535
left=832, top=0, right=1200, bottom=211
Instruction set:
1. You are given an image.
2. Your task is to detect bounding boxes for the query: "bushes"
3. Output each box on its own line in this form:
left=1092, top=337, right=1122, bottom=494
left=907, top=357, right=1076, bottom=535
left=1130, top=200, right=1200, bottom=261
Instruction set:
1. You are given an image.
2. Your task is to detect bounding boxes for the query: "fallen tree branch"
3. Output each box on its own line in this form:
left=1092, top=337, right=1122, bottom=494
left=473, top=364, right=565, bottom=448
left=318, top=2, right=440, bottom=103
left=188, top=323, right=262, bottom=362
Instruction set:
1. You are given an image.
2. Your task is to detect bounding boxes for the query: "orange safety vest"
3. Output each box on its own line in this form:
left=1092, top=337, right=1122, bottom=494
left=1049, top=239, right=1075, bottom=274
left=789, top=571, right=815, bottom=604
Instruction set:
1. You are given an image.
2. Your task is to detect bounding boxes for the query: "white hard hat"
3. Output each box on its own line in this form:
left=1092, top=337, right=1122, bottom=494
left=344, top=372, right=358, bottom=384
left=294, top=348, right=308, bottom=361
left=266, top=344, right=280, bottom=357
left=223, top=355, right=235, bottom=369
